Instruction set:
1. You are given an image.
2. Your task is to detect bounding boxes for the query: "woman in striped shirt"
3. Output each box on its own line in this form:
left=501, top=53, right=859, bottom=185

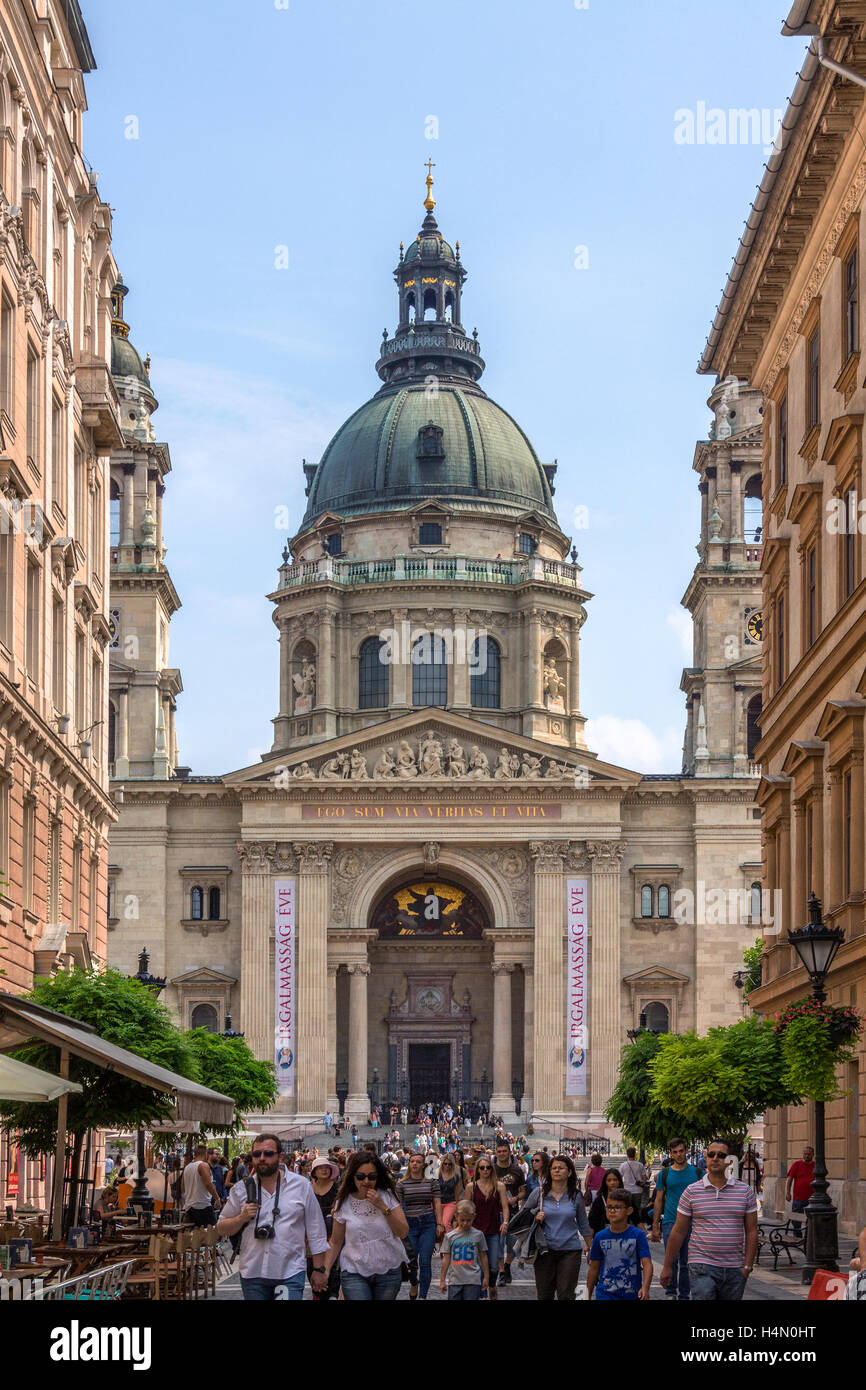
left=397, top=1152, right=444, bottom=1301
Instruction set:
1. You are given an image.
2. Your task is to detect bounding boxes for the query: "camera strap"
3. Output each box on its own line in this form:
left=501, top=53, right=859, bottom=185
left=254, top=1173, right=281, bottom=1233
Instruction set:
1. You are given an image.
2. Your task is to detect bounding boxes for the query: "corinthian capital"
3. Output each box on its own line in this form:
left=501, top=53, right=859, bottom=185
left=491, top=961, right=515, bottom=976
left=347, top=961, right=371, bottom=977
left=292, top=840, right=334, bottom=873
left=529, top=840, right=565, bottom=872
left=236, top=840, right=276, bottom=874
left=586, top=840, right=626, bottom=869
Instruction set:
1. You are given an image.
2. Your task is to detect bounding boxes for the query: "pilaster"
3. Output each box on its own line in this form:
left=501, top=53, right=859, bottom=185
left=586, top=839, right=625, bottom=1121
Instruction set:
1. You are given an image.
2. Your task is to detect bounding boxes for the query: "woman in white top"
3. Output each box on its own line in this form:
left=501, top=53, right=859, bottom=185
left=324, top=1151, right=409, bottom=1301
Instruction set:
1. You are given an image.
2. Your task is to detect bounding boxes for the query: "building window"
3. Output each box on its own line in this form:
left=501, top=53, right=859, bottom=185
left=744, top=475, right=762, bottom=540
left=22, top=799, right=35, bottom=910
left=74, top=631, right=86, bottom=740
left=358, top=637, right=389, bottom=709
left=806, top=544, right=818, bottom=647
left=775, top=593, right=786, bottom=689
left=418, top=522, right=442, bottom=546
left=52, top=598, right=65, bottom=710
left=844, top=486, right=857, bottom=600
left=0, top=777, right=8, bottom=878
left=108, top=701, right=116, bottom=767
left=190, top=886, right=203, bottom=920
left=26, top=345, right=40, bottom=471
left=470, top=636, right=501, bottom=709
left=51, top=396, right=64, bottom=508
left=806, top=805, right=814, bottom=897
left=644, top=1002, right=670, bottom=1033
left=109, top=482, right=121, bottom=547
left=657, top=885, right=671, bottom=918
left=640, top=885, right=653, bottom=918
left=844, top=769, right=852, bottom=899
left=0, top=532, right=10, bottom=649
left=74, top=448, right=85, bottom=546
left=208, top=886, right=221, bottom=921
left=325, top=532, right=342, bottom=556
left=88, top=857, right=98, bottom=946
left=746, top=694, right=762, bottom=760
left=518, top=532, right=536, bottom=555
left=91, top=659, right=102, bottom=763
left=0, top=290, right=14, bottom=421
left=846, top=247, right=859, bottom=359
left=25, top=557, right=40, bottom=679
left=777, top=396, right=787, bottom=487
left=191, top=1003, right=219, bottom=1033
left=48, top=819, right=61, bottom=924
left=750, top=881, right=762, bottom=924
left=412, top=633, right=447, bottom=707
left=71, top=840, right=81, bottom=932
left=808, top=326, right=820, bottom=432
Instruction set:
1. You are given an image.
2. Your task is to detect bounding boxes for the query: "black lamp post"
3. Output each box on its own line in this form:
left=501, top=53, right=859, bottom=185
left=128, top=951, right=166, bottom=1216
left=221, top=1015, right=244, bottom=1160
left=787, top=894, right=845, bottom=1282
left=626, top=1012, right=649, bottom=1165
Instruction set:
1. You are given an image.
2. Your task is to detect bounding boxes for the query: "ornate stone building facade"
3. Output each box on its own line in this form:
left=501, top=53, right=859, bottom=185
left=700, top=0, right=866, bottom=1234
left=108, top=180, right=760, bottom=1129
left=0, top=0, right=118, bottom=1206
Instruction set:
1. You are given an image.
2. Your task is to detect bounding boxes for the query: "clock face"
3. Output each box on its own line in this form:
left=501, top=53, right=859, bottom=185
left=746, top=610, right=763, bottom=643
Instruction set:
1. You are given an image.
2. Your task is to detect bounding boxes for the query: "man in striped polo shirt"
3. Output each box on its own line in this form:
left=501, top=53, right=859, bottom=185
left=659, top=1139, right=758, bottom=1300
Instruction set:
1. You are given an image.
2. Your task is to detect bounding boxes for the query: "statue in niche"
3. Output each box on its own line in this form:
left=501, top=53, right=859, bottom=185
left=465, top=745, right=490, bottom=780
left=373, top=745, right=397, bottom=779
left=494, top=747, right=513, bottom=779
left=292, top=660, right=316, bottom=715
left=419, top=730, right=446, bottom=777
left=447, top=738, right=467, bottom=777
left=395, top=740, right=419, bottom=778
left=543, top=657, right=566, bottom=710
left=349, top=748, right=369, bottom=780
left=320, top=751, right=349, bottom=780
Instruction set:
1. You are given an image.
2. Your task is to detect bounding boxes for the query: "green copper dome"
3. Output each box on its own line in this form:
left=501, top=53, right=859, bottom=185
left=302, top=382, right=556, bottom=525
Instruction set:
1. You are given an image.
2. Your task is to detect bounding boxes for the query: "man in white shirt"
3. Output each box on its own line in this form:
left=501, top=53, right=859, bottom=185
left=217, top=1133, right=328, bottom=1300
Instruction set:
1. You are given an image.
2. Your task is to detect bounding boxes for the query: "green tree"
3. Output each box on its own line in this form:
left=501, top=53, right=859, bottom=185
left=184, top=1028, right=277, bottom=1133
left=605, top=1030, right=698, bottom=1150
left=647, top=1015, right=800, bottom=1145
left=741, top=937, right=764, bottom=999
left=0, top=968, right=199, bottom=1156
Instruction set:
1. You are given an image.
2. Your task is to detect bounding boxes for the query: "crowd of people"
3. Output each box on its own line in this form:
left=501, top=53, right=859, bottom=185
left=202, top=1128, right=776, bottom=1303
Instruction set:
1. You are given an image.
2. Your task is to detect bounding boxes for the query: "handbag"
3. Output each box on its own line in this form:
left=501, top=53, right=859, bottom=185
left=400, top=1235, right=418, bottom=1284
left=519, top=1191, right=547, bottom=1266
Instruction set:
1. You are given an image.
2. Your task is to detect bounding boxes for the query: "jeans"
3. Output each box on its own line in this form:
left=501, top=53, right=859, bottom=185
left=689, top=1263, right=747, bottom=1301
left=407, top=1213, right=437, bottom=1298
left=239, top=1271, right=305, bottom=1301
left=483, top=1232, right=503, bottom=1286
left=662, top=1219, right=691, bottom=1298
left=186, top=1206, right=216, bottom=1228
left=533, top=1248, right=583, bottom=1301
left=448, top=1283, right=482, bottom=1300
left=595, top=1289, right=639, bottom=1301
left=340, top=1267, right=402, bottom=1301
left=790, top=1198, right=808, bottom=1235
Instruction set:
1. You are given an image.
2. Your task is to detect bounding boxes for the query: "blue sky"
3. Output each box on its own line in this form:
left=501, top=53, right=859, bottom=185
left=81, top=0, right=805, bottom=774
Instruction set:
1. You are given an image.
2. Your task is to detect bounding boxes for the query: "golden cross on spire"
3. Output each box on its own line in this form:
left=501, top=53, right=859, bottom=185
left=423, top=159, right=436, bottom=212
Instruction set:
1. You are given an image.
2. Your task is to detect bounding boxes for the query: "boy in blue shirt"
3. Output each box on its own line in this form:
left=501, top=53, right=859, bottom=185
left=587, top=1192, right=653, bottom=1301
left=651, top=1138, right=699, bottom=1300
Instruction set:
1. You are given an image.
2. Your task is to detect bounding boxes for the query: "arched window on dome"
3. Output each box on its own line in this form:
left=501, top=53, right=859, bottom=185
left=444, top=290, right=454, bottom=322
left=640, top=885, right=653, bottom=918
left=359, top=637, right=389, bottom=709
left=412, top=632, right=447, bottom=707
left=404, top=290, right=416, bottom=323
left=422, top=288, right=437, bottom=321
left=470, top=636, right=500, bottom=709
left=519, top=532, right=537, bottom=555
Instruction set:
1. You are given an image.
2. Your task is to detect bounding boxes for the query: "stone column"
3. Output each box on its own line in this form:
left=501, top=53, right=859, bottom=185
left=345, top=961, right=371, bottom=1121
left=451, top=607, right=471, bottom=710
left=121, top=462, right=135, bottom=544
left=114, top=686, right=130, bottom=778
left=237, top=841, right=276, bottom=1070
left=293, top=840, right=333, bottom=1119
left=489, top=962, right=514, bottom=1114
left=528, top=609, right=544, bottom=708
left=810, top=788, right=824, bottom=902
left=828, top=771, right=843, bottom=909
left=326, top=964, right=340, bottom=1118
left=793, top=801, right=807, bottom=928
left=317, top=609, right=335, bottom=710
left=729, top=460, right=743, bottom=539
left=530, top=841, right=565, bottom=1115
left=521, top=965, right=534, bottom=1117
left=390, top=608, right=409, bottom=709
left=851, top=752, right=864, bottom=898
left=587, top=840, right=625, bottom=1121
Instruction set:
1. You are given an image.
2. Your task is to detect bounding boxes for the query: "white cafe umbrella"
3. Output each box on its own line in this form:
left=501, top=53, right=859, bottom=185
left=0, top=1052, right=83, bottom=1102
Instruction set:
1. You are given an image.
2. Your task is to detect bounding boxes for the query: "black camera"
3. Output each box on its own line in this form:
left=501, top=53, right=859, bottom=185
left=254, top=1221, right=276, bottom=1240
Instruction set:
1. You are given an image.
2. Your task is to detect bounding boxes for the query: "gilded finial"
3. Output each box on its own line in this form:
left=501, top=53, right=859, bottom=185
left=423, top=158, right=436, bottom=212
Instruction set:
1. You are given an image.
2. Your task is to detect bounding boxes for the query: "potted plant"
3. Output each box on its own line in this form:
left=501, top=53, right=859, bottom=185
left=772, top=1000, right=862, bottom=1103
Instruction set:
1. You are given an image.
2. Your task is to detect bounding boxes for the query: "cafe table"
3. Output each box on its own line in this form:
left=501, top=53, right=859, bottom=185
left=32, top=1242, right=129, bottom=1275
left=2, top=1255, right=70, bottom=1284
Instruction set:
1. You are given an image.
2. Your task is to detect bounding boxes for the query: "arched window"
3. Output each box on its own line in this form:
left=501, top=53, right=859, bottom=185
left=418, top=522, right=442, bottom=545
left=208, top=886, right=221, bottom=921
left=109, top=480, right=121, bottom=548
left=743, top=475, right=762, bottom=542
left=191, top=1003, right=219, bottom=1033
left=657, top=885, right=670, bottom=918
left=518, top=532, right=536, bottom=555
left=750, top=881, right=762, bottom=923
left=423, top=288, right=437, bottom=320
left=640, top=885, right=654, bottom=918
left=644, top=1001, right=670, bottom=1034
left=470, top=636, right=501, bottom=709
left=325, top=532, right=342, bottom=556
left=359, top=637, right=389, bottom=709
left=404, top=291, right=415, bottom=322
left=746, top=694, right=762, bottom=760
left=190, top=886, right=203, bottom=920
left=444, top=291, right=454, bottom=321
left=412, top=632, right=447, bottom=707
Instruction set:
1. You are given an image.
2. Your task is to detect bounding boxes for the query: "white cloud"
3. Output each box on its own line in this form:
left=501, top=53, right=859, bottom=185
left=666, top=607, right=693, bottom=658
left=586, top=716, right=683, bottom=773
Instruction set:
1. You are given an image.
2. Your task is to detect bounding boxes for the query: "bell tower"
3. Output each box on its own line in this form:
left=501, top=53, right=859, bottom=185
left=680, top=378, right=763, bottom=776
left=108, top=280, right=183, bottom=781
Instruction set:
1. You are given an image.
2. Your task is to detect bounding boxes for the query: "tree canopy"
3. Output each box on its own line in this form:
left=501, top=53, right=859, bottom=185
left=185, top=1028, right=276, bottom=1132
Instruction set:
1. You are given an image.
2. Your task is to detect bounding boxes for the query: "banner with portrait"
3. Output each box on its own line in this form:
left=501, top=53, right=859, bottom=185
left=274, top=878, right=296, bottom=1097
left=566, top=877, right=588, bottom=1097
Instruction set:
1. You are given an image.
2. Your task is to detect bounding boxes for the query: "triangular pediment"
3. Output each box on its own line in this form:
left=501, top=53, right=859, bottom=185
left=169, top=966, right=238, bottom=987
left=224, top=708, right=641, bottom=789
left=623, top=966, right=690, bottom=988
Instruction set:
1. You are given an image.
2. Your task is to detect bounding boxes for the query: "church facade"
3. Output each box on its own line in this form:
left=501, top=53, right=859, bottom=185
left=106, top=179, right=763, bottom=1130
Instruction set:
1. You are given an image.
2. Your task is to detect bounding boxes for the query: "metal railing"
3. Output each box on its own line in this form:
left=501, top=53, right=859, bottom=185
left=276, top=554, right=584, bottom=592
left=24, top=1258, right=136, bottom=1301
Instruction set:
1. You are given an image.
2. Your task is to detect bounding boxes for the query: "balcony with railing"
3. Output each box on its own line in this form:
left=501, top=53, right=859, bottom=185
left=274, top=553, right=586, bottom=593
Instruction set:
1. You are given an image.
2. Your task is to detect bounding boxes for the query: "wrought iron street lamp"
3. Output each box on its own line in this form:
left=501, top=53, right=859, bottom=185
left=127, top=951, right=167, bottom=1216
left=220, top=1015, right=244, bottom=1159
left=787, top=894, right=845, bottom=1282
left=626, top=1011, right=649, bottom=1163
